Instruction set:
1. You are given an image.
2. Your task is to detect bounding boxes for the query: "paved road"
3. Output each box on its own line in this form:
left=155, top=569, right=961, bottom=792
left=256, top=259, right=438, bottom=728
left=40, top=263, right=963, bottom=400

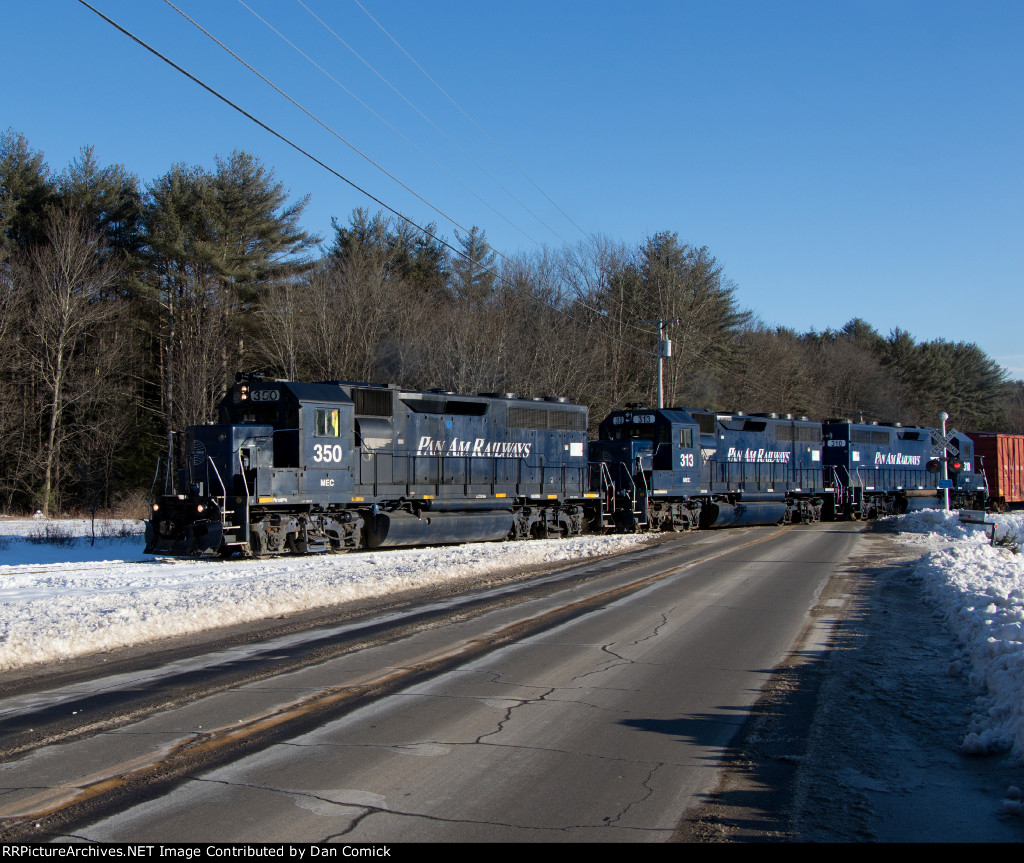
left=1, top=522, right=864, bottom=842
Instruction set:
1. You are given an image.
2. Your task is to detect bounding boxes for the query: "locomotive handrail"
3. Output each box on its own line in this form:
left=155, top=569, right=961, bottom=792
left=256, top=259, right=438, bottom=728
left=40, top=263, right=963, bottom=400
left=237, top=450, right=251, bottom=539
left=637, top=459, right=650, bottom=501
left=205, top=456, right=229, bottom=518
left=598, top=462, right=616, bottom=517
left=611, top=460, right=641, bottom=521
left=149, top=456, right=170, bottom=502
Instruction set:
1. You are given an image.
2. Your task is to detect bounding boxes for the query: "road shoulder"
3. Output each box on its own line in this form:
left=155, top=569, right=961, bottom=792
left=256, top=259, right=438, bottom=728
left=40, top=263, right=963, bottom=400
left=675, top=524, right=1024, bottom=842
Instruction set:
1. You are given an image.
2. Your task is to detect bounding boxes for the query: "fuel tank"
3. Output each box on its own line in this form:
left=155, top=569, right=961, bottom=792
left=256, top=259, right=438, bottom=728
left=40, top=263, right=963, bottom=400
left=365, top=509, right=514, bottom=548
left=700, top=501, right=787, bottom=528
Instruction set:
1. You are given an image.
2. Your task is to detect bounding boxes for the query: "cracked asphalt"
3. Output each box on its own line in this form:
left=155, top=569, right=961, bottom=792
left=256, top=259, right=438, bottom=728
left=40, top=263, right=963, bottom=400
left=677, top=526, right=1024, bottom=842
left=40, top=523, right=862, bottom=842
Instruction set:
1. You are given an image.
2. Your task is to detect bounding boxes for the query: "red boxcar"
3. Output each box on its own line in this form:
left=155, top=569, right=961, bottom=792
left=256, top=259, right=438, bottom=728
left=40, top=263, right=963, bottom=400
left=966, top=432, right=1024, bottom=510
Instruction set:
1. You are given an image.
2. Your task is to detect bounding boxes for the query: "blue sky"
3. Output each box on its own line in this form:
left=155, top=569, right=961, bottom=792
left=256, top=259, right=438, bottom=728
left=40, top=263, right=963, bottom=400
left=7, top=0, right=1023, bottom=377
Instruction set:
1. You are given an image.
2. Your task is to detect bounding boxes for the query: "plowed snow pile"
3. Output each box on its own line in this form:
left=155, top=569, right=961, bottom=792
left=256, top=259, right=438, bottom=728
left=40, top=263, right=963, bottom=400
left=0, top=518, right=646, bottom=672
left=895, top=509, right=1024, bottom=759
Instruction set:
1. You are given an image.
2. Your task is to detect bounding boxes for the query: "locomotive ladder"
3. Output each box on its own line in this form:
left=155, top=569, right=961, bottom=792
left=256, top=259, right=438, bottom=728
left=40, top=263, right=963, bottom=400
left=205, top=456, right=246, bottom=553
left=594, top=462, right=622, bottom=530
left=826, top=466, right=845, bottom=515
left=600, top=460, right=646, bottom=530
left=634, top=465, right=649, bottom=527
left=850, top=468, right=866, bottom=517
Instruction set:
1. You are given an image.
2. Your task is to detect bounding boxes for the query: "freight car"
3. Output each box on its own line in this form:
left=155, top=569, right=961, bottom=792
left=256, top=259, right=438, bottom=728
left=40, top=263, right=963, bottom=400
left=965, top=432, right=1024, bottom=511
left=145, top=374, right=598, bottom=557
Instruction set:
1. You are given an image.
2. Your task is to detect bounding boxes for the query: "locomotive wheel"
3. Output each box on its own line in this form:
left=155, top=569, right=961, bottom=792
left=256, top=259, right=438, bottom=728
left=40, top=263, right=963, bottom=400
left=248, top=530, right=265, bottom=558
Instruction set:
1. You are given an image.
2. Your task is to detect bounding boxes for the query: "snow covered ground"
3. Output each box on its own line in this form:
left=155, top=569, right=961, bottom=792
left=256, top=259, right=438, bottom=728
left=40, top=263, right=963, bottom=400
left=893, top=508, right=1024, bottom=762
left=0, top=517, right=647, bottom=673
left=2, top=509, right=1023, bottom=768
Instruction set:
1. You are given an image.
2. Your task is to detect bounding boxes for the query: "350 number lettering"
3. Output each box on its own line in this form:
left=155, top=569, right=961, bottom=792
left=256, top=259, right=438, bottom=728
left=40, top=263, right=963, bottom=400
left=312, top=444, right=343, bottom=463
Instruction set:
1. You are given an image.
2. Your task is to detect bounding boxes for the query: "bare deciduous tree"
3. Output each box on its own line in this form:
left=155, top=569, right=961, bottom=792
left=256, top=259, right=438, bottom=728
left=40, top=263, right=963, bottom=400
left=16, top=208, right=121, bottom=514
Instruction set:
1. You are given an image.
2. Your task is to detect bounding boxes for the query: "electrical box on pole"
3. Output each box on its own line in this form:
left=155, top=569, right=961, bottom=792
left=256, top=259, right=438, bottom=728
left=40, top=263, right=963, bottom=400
left=640, top=318, right=680, bottom=409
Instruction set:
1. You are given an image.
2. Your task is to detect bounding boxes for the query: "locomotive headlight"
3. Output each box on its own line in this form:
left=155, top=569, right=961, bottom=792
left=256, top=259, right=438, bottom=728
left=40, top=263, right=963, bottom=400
left=197, top=504, right=205, bottom=513
left=152, top=504, right=159, bottom=512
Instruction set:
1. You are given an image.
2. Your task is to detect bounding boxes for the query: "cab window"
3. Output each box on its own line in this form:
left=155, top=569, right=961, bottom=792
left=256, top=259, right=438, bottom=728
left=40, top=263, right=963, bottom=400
left=314, top=408, right=340, bottom=437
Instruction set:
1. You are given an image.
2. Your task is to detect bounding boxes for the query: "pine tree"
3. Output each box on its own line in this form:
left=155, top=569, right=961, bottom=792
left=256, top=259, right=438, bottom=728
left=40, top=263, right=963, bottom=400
left=0, top=129, right=57, bottom=262
left=58, top=146, right=144, bottom=278
left=143, top=154, right=317, bottom=465
left=449, top=226, right=495, bottom=305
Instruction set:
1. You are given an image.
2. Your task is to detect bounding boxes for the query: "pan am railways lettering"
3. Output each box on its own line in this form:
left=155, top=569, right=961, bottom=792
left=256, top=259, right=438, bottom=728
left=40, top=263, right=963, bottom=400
left=874, top=452, right=922, bottom=466
left=725, top=447, right=791, bottom=463
left=416, top=436, right=533, bottom=458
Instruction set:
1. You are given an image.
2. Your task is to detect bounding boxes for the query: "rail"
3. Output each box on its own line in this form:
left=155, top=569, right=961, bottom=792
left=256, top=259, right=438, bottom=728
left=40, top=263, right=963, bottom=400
left=825, top=465, right=844, bottom=501
left=598, top=461, right=616, bottom=514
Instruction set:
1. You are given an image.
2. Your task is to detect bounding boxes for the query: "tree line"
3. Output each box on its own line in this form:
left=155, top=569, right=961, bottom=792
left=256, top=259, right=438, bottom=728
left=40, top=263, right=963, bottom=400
left=1, top=128, right=1020, bottom=515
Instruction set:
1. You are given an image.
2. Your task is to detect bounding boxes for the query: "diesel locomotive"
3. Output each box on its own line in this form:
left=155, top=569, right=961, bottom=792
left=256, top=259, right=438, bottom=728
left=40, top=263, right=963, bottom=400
left=588, top=408, right=985, bottom=533
left=146, top=373, right=989, bottom=557
left=146, top=373, right=598, bottom=557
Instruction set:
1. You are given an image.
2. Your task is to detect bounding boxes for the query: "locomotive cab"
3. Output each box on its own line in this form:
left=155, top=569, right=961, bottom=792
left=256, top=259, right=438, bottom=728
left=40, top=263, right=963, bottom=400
left=591, top=408, right=701, bottom=530
left=146, top=378, right=361, bottom=557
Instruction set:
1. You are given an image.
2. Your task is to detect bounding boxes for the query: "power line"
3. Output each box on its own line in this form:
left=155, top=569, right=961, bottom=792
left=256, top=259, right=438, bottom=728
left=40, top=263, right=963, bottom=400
left=77, top=2, right=861, bottom=417
left=161, top=0, right=473, bottom=241
left=237, top=0, right=544, bottom=247
left=292, top=0, right=573, bottom=248
left=351, top=0, right=594, bottom=243
left=326, top=0, right=650, bottom=336
left=76, top=0, right=656, bottom=360
left=165, top=0, right=645, bottom=344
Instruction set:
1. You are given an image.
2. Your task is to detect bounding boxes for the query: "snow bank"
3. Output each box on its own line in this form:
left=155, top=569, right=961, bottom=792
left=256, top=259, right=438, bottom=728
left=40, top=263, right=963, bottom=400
left=894, top=509, right=1024, bottom=758
left=0, top=521, right=648, bottom=672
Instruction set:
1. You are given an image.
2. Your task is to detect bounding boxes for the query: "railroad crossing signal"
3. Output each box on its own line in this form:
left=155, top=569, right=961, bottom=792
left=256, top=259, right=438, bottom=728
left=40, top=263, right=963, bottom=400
left=934, top=412, right=955, bottom=511
left=930, top=429, right=959, bottom=458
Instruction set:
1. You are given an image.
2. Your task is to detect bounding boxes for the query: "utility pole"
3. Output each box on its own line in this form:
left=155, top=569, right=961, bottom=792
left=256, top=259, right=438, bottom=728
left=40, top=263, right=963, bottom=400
left=939, top=411, right=950, bottom=511
left=639, top=318, right=680, bottom=409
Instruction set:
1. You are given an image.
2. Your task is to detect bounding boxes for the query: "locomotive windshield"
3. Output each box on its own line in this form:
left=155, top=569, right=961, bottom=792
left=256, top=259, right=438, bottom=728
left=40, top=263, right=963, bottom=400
left=221, top=384, right=293, bottom=427
left=228, top=403, right=282, bottom=426
left=607, top=425, right=672, bottom=442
